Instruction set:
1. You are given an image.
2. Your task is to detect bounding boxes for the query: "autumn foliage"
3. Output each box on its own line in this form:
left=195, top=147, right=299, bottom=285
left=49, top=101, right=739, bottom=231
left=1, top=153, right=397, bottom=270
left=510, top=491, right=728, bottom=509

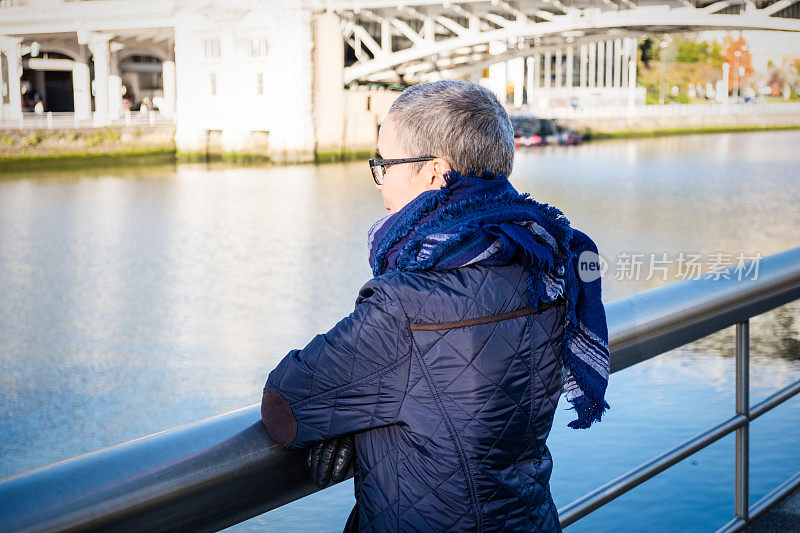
left=722, top=34, right=754, bottom=90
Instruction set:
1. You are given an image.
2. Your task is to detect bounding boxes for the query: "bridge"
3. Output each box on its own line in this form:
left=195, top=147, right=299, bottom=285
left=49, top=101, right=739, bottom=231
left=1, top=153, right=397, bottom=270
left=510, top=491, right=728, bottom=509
left=0, top=246, right=799, bottom=532
left=1, top=0, right=799, bottom=159
left=331, top=0, right=800, bottom=81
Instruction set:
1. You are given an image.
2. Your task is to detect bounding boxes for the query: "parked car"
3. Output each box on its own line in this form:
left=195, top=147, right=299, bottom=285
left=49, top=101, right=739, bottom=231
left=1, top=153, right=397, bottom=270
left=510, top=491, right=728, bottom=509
left=510, top=115, right=583, bottom=147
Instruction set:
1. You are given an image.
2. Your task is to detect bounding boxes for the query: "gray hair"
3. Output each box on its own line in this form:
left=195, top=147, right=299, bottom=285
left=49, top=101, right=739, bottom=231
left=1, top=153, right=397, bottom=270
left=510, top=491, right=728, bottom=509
left=386, top=80, right=514, bottom=176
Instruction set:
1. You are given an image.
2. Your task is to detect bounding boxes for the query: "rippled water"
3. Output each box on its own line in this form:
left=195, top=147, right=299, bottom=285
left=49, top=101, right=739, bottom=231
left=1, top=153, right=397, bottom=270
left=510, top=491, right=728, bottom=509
left=1, top=131, right=799, bottom=532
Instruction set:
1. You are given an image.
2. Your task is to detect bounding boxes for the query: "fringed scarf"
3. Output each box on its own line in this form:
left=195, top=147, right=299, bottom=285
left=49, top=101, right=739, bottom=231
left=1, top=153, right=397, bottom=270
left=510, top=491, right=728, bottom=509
left=367, top=169, right=610, bottom=429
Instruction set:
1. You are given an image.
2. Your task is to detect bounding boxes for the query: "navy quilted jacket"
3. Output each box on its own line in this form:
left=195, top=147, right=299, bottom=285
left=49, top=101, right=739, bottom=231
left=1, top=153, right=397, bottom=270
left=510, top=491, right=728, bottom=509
left=262, top=261, right=566, bottom=532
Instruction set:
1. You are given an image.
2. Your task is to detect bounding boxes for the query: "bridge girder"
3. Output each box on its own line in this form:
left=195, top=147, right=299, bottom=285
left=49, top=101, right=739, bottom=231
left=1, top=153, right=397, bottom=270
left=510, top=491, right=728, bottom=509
left=325, top=0, right=800, bottom=84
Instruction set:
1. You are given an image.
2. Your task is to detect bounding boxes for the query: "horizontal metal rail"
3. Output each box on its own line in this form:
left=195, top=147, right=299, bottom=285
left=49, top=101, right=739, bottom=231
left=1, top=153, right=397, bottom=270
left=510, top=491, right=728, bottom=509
left=1, top=246, right=799, bottom=532
left=605, top=245, right=800, bottom=373
left=558, top=414, right=749, bottom=527
left=558, top=375, right=800, bottom=528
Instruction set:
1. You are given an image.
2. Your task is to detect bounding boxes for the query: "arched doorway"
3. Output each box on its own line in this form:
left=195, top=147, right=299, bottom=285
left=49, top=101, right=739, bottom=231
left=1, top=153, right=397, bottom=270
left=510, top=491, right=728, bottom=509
left=21, top=51, right=76, bottom=112
left=118, top=53, right=164, bottom=112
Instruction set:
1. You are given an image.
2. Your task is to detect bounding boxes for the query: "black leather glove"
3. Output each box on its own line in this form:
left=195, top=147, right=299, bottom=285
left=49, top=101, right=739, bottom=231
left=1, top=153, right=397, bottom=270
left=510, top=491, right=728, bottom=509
left=307, top=435, right=355, bottom=489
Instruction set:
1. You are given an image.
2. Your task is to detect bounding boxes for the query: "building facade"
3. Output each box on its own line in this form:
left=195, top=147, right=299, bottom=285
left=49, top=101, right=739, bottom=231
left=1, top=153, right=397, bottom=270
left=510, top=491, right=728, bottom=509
left=15, top=0, right=765, bottom=161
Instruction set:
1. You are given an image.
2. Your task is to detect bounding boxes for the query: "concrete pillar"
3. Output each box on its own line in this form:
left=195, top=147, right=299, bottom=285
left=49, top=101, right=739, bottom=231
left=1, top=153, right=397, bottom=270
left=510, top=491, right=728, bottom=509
left=628, top=38, right=638, bottom=109
left=614, top=38, right=623, bottom=88
left=312, top=12, right=345, bottom=155
left=381, top=20, right=391, bottom=56
left=0, top=37, right=23, bottom=122
left=579, top=44, right=588, bottom=88
left=511, top=57, right=524, bottom=108
left=532, top=53, right=540, bottom=89
left=605, top=39, right=613, bottom=89
left=622, top=38, right=630, bottom=87
left=162, top=59, right=176, bottom=117
left=88, top=35, right=112, bottom=126
left=566, top=45, right=574, bottom=88
left=72, top=45, right=91, bottom=122
left=543, top=51, right=551, bottom=89
left=34, top=70, right=46, bottom=109
left=554, top=48, right=562, bottom=88
left=596, top=41, right=604, bottom=88
left=588, top=42, right=596, bottom=88
left=423, top=18, right=434, bottom=42
left=468, top=14, right=480, bottom=32
left=0, top=51, right=5, bottom=120
left=108, top=46, right=123, bottom=120
left=525, top=56, right=534, bottom=104
left=620, top=39, right=629, bottom=88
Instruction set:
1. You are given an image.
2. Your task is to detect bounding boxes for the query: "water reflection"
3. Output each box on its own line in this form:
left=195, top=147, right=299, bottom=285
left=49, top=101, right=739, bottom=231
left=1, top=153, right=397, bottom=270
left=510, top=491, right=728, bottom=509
left=0, top=131, right=798, bottom=532
left=698, top=302, right=800, bottom=365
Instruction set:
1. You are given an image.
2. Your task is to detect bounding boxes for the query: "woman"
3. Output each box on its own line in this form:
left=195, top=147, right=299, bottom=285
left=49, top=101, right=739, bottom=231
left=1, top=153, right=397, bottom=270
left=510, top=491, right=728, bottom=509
left=261, top=80, right=610, bottom=532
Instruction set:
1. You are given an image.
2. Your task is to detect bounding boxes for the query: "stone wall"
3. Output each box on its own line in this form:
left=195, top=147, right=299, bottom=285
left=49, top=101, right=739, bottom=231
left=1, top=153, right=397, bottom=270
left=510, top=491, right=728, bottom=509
left=562, top=110, right=800, bottom=135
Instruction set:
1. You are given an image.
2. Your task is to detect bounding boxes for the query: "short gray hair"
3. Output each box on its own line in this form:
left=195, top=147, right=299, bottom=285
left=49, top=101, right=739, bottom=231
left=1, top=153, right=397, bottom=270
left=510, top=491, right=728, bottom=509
left=387, top=80, right=514, bottom=176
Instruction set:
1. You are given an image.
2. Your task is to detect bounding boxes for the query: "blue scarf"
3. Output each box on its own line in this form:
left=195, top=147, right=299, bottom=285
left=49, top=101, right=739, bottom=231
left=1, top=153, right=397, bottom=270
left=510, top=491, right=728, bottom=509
left=367, top=169, right=610, bottom=429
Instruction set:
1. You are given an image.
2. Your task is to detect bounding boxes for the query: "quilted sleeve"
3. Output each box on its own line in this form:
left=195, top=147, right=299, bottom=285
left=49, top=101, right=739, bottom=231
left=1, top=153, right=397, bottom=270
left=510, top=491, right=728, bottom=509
left=261, top=277, right=412, bottom=449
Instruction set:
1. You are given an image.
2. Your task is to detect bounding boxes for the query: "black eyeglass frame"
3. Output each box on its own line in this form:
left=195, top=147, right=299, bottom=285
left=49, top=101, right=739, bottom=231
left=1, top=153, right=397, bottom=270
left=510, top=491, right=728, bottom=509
left=368, top=156, right=436, bottom=185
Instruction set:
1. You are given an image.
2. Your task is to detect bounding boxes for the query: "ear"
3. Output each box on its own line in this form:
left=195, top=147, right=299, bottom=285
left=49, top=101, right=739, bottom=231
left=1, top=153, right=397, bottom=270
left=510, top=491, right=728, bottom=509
left=428, top=157, right=452, bottom=190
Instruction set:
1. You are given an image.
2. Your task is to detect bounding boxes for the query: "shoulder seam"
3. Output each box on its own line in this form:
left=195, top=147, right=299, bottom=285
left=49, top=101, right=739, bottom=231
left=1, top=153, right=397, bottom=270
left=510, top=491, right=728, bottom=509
left=289, top=277, right=413, bottom=410
left=291, top=353, right=413, bottom=409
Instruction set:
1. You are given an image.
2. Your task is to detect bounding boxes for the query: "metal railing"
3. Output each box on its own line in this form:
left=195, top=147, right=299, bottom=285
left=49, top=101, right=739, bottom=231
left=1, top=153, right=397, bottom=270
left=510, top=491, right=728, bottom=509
left=0, top=110, right=175, bottom=131
left=535, top=102, right=800, bottom=120
left=1, top=246, right=799, bottom=532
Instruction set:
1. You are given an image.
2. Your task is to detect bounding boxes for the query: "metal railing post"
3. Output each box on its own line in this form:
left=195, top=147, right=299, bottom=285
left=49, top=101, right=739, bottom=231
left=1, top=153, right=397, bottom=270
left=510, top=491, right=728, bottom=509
left=735, top=320, right=750, bottom=528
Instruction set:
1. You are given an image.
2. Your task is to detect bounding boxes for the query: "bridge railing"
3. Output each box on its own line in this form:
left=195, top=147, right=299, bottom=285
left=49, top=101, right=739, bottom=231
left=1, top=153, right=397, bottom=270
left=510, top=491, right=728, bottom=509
left=0, top=110, right=175, bottom=131
left=1, top=246, right=799, bottom=532
left=534, top=102, right=800, bottom=120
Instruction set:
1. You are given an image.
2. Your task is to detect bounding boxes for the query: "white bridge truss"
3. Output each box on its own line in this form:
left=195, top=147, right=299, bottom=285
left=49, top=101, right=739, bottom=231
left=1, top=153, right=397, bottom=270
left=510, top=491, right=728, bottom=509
left=326, top=0, right=800, bottom=84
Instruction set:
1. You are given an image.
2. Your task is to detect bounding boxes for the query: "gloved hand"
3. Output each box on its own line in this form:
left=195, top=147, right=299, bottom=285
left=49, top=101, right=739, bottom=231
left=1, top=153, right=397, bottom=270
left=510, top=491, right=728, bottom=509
left=307, top=435, right=355, bottom=489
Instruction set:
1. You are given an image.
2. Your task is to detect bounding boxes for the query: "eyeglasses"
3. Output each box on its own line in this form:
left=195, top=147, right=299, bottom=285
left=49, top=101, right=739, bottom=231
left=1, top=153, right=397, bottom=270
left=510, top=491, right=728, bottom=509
left=368, top=156, right=436, bottom=185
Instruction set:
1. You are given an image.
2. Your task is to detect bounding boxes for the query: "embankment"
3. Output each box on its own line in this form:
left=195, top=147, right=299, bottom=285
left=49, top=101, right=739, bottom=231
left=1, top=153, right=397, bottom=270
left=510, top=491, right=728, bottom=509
left=0, top=126, right=176, bottom=171
left=556, top=104, right=800, bottom=140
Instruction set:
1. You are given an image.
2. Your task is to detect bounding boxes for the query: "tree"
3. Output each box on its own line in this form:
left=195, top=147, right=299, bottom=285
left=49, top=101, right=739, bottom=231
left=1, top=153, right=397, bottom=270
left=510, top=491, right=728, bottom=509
left=639, top=38, right=657, bottom=68
left=675, top=38, right=723, bottom=66
left=722, top=33, right=754, bottom=90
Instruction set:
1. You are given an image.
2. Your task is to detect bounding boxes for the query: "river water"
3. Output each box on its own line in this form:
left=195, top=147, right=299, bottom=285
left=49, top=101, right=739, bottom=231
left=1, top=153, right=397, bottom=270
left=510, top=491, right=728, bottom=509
left=1, top=131, right=799, bottom=532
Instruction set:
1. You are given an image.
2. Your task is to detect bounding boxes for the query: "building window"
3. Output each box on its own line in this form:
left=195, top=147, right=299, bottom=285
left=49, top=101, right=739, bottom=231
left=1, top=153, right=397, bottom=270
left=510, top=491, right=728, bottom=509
left=203, top=39, right=220, bottom=59
left=256, top=73, right=263, bottom=95
left=209, top=72, right=217, bottom=96
left=249, top=38, right=268, bottom=57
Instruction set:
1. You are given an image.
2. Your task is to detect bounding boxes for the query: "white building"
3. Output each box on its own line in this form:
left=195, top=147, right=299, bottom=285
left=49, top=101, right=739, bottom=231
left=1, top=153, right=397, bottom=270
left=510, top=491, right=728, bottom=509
left=0, top=0, right=392, bottom=163
left=4, top=0, right=796, bottom=161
